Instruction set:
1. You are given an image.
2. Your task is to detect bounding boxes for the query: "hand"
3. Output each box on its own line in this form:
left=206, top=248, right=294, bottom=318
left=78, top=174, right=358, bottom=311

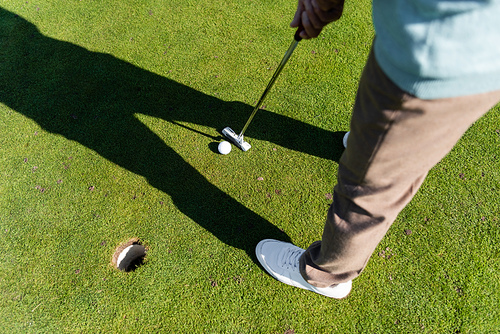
left=290, top=0, right=344, bottom=39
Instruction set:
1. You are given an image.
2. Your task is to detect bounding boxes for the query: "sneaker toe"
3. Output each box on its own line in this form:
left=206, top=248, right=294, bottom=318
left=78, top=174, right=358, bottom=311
left=255, top=239, right=282, bottom=277
left=255, top=239, right=306, bottom=286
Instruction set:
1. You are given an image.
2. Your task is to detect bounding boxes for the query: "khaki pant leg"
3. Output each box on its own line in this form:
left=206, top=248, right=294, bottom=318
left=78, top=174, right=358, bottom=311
left=300, top=48, right=500, bottom=288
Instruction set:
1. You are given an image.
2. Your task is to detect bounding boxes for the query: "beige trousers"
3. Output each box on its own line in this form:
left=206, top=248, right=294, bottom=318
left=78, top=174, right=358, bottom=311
left=300, top=48, right=500, bottom=288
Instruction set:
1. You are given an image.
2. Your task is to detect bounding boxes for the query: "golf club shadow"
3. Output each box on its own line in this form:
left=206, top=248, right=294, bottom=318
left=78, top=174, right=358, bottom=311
left=0, top=8, right=345, bottom=262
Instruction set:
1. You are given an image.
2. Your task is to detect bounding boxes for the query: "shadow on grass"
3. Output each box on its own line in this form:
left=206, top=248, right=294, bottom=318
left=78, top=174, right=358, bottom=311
left=0, top=8, right=345, bottom=261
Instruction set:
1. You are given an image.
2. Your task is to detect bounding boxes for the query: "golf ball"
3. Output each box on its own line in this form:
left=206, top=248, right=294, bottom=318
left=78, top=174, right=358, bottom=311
left=218, top=141, right=232, bottom=155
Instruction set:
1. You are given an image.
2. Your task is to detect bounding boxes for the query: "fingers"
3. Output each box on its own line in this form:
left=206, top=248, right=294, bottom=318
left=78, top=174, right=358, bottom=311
left=300, top=0, right=325, bottom=39
left=313, top=0, right=344, bottom=22
left=290, top=0, right=304, bottom=28
left=291, top=0, right=343, bottom=39
left=301, top=11, right=323, bottom=39
left=304, top=0, right=323, bottom=30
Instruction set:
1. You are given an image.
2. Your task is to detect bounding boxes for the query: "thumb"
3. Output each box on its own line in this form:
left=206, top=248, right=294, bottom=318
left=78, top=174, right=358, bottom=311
left=290, top=1, right=304, bottom=27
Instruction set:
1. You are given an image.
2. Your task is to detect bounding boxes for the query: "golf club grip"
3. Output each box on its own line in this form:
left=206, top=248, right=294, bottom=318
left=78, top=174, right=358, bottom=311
left=294, top=25, right=305, bottom=42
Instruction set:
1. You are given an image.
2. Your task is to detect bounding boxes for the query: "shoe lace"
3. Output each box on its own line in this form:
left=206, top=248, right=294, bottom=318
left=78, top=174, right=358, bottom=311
left=279, top=248, right=303, bottom=271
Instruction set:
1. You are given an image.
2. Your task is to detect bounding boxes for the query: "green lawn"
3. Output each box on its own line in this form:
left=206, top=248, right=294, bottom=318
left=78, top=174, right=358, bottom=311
left=1, top=1, right=499, bottom=333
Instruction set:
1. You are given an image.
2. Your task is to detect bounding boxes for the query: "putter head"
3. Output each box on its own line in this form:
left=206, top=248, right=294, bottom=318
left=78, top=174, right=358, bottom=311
left=222, top=127, right=251, bottom=152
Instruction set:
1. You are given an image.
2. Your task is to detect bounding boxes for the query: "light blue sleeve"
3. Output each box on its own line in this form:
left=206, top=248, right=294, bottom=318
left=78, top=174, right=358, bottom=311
left=372, top=0, right=500, bottom=99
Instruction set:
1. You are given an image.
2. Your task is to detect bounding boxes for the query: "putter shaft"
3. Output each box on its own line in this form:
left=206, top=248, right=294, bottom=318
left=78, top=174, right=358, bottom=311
left=223, top=27, right=303, bottom=151
left=238, top=37, right=300, bottom=138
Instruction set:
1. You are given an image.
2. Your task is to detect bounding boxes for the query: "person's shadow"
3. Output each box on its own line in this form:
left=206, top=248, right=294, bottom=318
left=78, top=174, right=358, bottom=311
left=0, top=8, right=345, bottom=260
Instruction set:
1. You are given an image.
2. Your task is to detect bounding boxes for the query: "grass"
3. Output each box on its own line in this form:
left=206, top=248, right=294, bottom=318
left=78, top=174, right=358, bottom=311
left=1, top=0, right=499, bottom=333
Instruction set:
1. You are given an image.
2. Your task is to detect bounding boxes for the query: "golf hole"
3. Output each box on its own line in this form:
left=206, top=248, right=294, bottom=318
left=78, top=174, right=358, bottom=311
left=112, top=238, right=147, bottom=272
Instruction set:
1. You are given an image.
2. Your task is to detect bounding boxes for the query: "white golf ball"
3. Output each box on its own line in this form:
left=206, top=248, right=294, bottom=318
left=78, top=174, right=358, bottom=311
left=218, top=141, right=232, bottom=155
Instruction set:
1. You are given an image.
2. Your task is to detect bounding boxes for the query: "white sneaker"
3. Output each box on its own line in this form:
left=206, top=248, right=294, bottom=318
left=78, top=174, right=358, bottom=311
left=255, top=239, right=352, bottom=299
left=343, top=131, right=350, bottom=148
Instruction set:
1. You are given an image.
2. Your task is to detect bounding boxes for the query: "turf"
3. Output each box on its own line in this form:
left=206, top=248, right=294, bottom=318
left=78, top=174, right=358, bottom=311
left=1, top=1, right=499, bottom=333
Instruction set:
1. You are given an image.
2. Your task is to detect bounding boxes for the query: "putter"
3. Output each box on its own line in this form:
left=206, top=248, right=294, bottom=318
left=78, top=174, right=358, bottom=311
left=223, top=28, right=303, bottom=151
